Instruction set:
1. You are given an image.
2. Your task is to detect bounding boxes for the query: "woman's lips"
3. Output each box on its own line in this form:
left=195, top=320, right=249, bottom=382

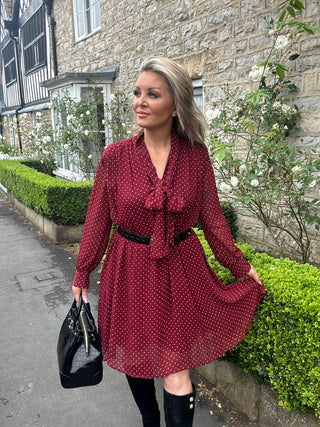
left=137, top=111, right=150, bottom=117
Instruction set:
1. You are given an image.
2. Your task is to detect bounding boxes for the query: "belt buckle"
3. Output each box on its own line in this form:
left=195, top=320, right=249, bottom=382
left=149, top=236, right=153, bottom=246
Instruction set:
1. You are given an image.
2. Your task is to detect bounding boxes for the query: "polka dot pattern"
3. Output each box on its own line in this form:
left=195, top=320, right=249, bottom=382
left=73, top=131, right=266, bottom=379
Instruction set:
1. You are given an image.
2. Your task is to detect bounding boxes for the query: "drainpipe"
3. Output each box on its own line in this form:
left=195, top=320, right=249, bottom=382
left=43, top=0, right=58, bottom=77
left=11, top=34, right=24, bottom=152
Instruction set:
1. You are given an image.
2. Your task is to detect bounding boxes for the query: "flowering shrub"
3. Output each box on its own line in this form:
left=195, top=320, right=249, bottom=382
left=24, top=111, right=57, bottom=175
left=207, top=0, right=320, bottom=264
left=25, top=89, right=131, bottom=180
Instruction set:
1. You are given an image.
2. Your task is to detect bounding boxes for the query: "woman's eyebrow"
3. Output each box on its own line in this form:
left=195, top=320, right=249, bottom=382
left=134, top=85, right=162, bottom=91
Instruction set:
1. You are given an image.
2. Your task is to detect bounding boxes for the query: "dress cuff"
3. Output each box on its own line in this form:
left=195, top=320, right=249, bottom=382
left=229, top=257, right=251, bottom=279
left=72, top=270, right=90, bottom=289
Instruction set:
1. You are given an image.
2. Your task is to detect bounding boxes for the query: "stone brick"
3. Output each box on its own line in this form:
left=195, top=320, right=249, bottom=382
left=249, top=34, right=271, bottom=50
left=300, top=37, right=320, bottom=52
left=166, top=43, right=184, bottom=57
left=185, top=37, right=198, bottom=52
left=205, top=86, right=227, bottom=103
left=224, top=40, right=247, bottom=55
left=240, top=0, right=264, bottom=16
left=296, top=55, right=320, bottom=72
left=295, top=96, right=320, bottom=112
left=235, top=53, right=261, bottom=68
left=234, top=18, right=256, bottom=37
left=218, top=58, right=234, bottom=71
left=219, top=26, right=232, bottom=42
left=299, top=114, right=320, bottom=134
left=208, top=7, right=238, bottom=27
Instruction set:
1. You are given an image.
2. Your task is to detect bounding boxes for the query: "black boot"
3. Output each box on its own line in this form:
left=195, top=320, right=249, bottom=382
left=163, top=384, right=196, bottom=427
left=126, top=375, right=161, bottom=427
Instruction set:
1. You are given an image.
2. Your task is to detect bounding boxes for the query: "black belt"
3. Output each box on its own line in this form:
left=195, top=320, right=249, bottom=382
left=117, top=226, right=192, bottom=246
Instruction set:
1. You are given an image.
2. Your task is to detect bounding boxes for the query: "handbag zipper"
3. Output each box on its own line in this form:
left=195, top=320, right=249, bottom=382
left=80, top=310, right=89, bottom=357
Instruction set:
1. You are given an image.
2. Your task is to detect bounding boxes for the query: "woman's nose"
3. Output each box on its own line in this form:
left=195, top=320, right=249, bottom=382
left=137, top=92, right=147, bottom=106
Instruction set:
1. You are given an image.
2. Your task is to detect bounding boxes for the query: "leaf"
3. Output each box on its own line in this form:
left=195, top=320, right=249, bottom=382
left=218, top=150, right=226, bottom=163
left=287, top=6, right=296, bottom=17
left=301, top=24, right=317, bottom=35
left=248, top=124, right=254, bottom=134
left=276, top=66, right=285, bottom=80
left=289, top=53, right=300, bottom=60
left=278, top=9, right=286, bottom=22
left=292, top=0, right=305, bottom=10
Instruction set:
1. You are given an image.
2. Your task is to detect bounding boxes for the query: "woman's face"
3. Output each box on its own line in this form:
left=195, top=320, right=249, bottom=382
left=133, top=71, right=176, bottom=133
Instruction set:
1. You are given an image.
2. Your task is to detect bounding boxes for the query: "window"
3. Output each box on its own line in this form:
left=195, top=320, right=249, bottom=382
left=22, top=5, right=46, bottom=74
left=3, top=40, right=17, bottom=85
left=192, top=79, right=203, bottom=112
left=74, top=0, right=101, bottom=40
left=52, top=83, right=109, bottom=180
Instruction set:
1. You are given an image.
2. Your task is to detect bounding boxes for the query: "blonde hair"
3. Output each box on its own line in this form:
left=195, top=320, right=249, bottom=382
left=138, top=57, right=207, bottom=145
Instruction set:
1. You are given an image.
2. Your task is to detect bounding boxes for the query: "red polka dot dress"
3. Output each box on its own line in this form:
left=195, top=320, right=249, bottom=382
left=73, top=131, right=266, bottom=379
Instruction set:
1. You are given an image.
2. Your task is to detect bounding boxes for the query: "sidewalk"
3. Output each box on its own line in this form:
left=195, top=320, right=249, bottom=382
left=0, top=192, right=246, bottom=427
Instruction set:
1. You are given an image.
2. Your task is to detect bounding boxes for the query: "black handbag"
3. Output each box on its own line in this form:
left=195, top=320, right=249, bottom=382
left=57, top=296, right=103, bottom=388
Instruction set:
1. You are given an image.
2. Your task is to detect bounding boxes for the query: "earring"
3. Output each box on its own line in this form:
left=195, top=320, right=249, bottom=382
left=172, top=112, right=177, bottom=117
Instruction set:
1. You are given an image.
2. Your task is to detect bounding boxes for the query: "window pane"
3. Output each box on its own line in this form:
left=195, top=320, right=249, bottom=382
left=77, top=11, right=85, bottom=38
left=92, top=1, right=101, bottom=30
left=76, top=0, right=84, bottom=14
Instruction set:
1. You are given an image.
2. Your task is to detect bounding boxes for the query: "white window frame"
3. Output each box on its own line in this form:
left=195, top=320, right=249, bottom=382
left=192, top=79, right=204, bottom=112
left=73, top=0, right=101, bottom=41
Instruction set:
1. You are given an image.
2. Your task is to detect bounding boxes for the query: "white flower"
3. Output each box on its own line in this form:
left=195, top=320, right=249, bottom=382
left=248, top=65, right=268, bottom=82
left=48, top=102, right=53, bottom=109
left=102, top=119, right=105, bottom=125
left=80, top=113, right=84, bottom=118
left=110, top=94, right=116, bottom=101
left=239, top=164, right=247, bottom=173
left=43, top=136, right=51, bottom=143
left=86, top=110, right=90, bottom=116
left=205, top=108, right=220, bottom=122
left=36, top=112, right=42, bottom=118
left=272, top=123, right=279, bottom=129
left=251, top=179, right=259, bottom=187
left=268, top=29, right=275, bottom=36
left=230, top=176, right=239, bottom=187
left=284, top=125, right=288, bottom=130
left=220, top=182, right=232, bottom=193
left=84, top=129, right=89, bottom=136
left=308, top=180, right=316, bottom=188
left=274, top=35, right=289, bottom=50
left=67, top=114, right=75, bottom=121
left=63, top=144, right=69, bottom=150
left=273, top=101, right=282, bottom=109
left=292, top=166, right=301, bottom=174
left=88, top=154, right=93, bottom=159
left=281, top=104, right=291, bottom=114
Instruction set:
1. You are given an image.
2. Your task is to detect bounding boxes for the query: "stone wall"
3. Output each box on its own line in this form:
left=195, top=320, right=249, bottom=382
left=51, top=0, right=320, bottom=259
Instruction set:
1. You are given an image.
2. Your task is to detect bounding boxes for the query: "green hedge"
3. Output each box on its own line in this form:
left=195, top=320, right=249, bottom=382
left=0, top=160, right=92, bottom=225
left=195, top=228, right=320, bottom=418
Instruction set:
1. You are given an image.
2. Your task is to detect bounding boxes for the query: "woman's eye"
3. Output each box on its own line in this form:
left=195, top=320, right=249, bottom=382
left=133, top=90, right=140, bottom=96
left=149, top=92, right=158, bottom=98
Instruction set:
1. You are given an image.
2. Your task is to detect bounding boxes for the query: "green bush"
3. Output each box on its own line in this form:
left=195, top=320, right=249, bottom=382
left=194, top=228, right=320, bottom=418
left=0, top=160, right=92, bottom=225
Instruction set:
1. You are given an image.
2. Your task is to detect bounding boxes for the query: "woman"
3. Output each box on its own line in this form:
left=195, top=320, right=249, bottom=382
left=72, top=57, right=266, bottom=427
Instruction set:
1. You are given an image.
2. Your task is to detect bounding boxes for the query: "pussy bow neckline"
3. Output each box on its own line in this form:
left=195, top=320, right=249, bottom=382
left=135, top=131, right=185, bottom=259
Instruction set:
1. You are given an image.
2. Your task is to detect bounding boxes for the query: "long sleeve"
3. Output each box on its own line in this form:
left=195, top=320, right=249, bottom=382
left=199, top=148, right=251, bottom=279
left=72, top=152, right=113, bottom=289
